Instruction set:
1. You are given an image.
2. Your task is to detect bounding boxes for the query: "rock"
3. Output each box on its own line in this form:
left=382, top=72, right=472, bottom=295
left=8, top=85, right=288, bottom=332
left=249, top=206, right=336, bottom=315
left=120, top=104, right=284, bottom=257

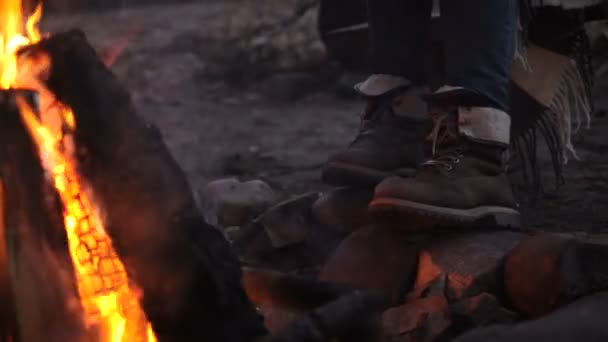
left=255, top=192, right=320, bottom=249
left=504, top=233, right=608, bottom=317
left=383, top=290, right=517, bottom=341
left=234, top=219, right=343, bottom=273
left=257, top=304, right=302, bottom=334
left=415, top=231, right=528, bottom=301
left=311, top=188, right=373, bottom=233
left=453, top=291, right=608, bottom=342
left=382, top=295, right=451, bottom=341
left=198, top=178, right=279, bottom=228
left=319, top=225, right=420, bottom=303
left=450, top=293, right=519, bottom=328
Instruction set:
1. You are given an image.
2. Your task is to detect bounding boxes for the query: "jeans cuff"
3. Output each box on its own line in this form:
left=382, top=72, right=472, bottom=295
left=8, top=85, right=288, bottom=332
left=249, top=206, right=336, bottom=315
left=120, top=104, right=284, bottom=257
left=458, top=106, right=511, bottom=145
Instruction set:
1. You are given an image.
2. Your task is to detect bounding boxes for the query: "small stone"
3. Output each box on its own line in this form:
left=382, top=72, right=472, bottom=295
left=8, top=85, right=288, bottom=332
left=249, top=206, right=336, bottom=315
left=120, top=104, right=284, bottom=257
left=256, top=192, right=320, bottom=249
left=319, top=225, right=420, bottom=302
left=311, top=188, right=373, bottom=233
left=382, top=295, right=450, bottom=340
left=233, top=201, right=343, bottom=273
left=504, top=232, right=608, bottom=317
left=198, top=178, right=279, bottom=228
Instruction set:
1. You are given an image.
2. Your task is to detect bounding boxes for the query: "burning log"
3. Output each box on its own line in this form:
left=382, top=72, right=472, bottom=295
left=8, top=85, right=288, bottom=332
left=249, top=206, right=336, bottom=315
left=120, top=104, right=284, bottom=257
left=256, top=290, right=387, bottom=342
left=21, top=31, right=266, bottom=341
left=0, top=90, right=88, bottom=342
left=244, top=267, right=389, bottom=342
left=242, top=267, right=354, bottom=311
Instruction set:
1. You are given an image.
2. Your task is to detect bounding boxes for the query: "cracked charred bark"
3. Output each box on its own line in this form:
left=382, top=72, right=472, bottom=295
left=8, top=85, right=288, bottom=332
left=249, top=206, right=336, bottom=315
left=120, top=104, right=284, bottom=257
left=0, top=91, right=88, bottom=342
left=27, top=30, right=266, bottom=342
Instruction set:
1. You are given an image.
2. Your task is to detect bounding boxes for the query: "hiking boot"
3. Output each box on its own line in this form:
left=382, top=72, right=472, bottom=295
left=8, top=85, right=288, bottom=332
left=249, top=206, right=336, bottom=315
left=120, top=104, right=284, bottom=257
left=369, top=88, right=521, bottom=229
left=322, top=80, right=430, bottom=187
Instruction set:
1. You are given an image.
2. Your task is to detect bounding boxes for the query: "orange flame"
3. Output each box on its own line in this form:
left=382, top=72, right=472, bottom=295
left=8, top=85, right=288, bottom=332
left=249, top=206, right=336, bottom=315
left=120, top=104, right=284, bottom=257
left=0, top=0, right=41, bottom=88
left=0, top=1, right=157, bottom=341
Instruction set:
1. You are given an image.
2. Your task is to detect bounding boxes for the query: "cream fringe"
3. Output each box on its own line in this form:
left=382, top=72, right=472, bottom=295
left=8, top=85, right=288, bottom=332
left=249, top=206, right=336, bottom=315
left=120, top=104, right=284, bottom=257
left=515, top=25, right=592, bottom=165
left=547, top=60, right=592, bottom=163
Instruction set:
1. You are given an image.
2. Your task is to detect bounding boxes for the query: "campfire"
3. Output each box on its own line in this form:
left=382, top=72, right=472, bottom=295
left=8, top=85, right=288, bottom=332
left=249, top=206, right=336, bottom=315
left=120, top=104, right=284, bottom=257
left=0, top=0, right=277, bottom=341
left=0, top=1, right=157, bottom=341
left=0, top=2, right=390, bottom=342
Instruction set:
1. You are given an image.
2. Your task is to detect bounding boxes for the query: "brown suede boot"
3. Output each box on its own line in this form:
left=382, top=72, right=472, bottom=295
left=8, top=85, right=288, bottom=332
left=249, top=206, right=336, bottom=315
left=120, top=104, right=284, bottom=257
left=369, top=90, right=521, bottom=229
left=322, top=76, right=430, bottom=187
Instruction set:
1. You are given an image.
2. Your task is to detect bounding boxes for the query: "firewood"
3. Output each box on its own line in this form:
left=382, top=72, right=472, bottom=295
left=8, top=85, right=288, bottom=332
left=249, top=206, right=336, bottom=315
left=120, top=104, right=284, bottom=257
left=256, top=291, right=388, bottom=342
left=27, top=30, right=266, bottom=341
left=0, top=90, right=89, bottom=342
left=242, top=267, right=352, bottom=311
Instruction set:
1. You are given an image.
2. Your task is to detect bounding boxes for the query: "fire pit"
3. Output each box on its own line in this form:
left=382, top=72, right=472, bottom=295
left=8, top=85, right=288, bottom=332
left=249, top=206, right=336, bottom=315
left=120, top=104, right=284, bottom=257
left=0, top=3, right=387, bottom=342
left=0, top=2, right=269, bottom=341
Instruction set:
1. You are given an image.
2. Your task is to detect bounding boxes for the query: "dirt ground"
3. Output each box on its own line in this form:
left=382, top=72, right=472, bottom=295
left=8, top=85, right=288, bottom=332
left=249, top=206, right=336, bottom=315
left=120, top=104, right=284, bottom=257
left=42, top=0, right=608, bottom=232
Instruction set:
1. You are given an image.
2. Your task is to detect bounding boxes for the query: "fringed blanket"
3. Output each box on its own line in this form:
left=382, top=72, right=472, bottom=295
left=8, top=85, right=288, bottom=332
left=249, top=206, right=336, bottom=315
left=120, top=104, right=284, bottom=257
left=511, top=1, right=599, bottom=189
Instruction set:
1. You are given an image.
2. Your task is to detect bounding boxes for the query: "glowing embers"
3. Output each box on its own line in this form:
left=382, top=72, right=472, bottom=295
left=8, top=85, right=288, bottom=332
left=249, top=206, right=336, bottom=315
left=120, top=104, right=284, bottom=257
left=18, top=93, right=157, bottom=342
left=0, top=1, right=156, bottom=340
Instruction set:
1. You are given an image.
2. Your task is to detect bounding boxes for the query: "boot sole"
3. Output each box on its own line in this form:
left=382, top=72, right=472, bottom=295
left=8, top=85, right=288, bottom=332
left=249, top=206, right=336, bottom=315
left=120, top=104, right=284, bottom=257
left=322, top=162, right=415, bottom=188
left=369, top=197, right=521, bottom=230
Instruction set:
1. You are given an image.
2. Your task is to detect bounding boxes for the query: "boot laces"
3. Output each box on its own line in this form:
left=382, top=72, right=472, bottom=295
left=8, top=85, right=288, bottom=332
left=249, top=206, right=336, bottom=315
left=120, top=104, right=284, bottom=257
left=422, top=112, right=464, bottom=171
left=422, top=149, right=464, bottom=171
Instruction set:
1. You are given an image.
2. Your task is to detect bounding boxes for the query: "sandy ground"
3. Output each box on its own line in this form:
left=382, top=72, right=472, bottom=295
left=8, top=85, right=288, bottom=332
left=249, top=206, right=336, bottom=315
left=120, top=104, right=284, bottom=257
left=42, top=1, right=608, bottom=232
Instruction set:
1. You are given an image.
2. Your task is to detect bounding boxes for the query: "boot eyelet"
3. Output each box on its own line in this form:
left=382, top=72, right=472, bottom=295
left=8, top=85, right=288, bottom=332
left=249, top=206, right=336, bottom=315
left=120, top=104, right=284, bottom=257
left=444, top=165, right=454, bottom=171
left=454, top=158, right=461, bottom=164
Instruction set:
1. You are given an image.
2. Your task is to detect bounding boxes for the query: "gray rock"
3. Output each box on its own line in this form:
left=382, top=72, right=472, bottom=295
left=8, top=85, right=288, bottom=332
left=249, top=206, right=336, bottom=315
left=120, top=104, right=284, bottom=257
left=234, top=218, right=343, bottom=274
left=198, top=178, right=279, bottom=228
left=319, top=225, right=420, bottom=303
left=233, top=195, right=343, bottom=273
left=453, top=292, right=608, bottom=342
left=256, top=192, right=320, bottom=249
left=383, top=290, right=517, bottom=341
left=311, top=188, right=373, bottom=233
left=415, top=231, right=528, bottom=301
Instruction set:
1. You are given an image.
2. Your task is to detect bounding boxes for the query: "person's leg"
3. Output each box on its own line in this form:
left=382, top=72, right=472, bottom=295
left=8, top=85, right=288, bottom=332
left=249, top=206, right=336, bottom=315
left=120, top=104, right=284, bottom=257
left=442, top=0, right=516, bottom=111
left=367, top=0, right=432, bottom=86
left=322, top=0, right=433, bottom=187
left=369, top=0, right=522, bottom=229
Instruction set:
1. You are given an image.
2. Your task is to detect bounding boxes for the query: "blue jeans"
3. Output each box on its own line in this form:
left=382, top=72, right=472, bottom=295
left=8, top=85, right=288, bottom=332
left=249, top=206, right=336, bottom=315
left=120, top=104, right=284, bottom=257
left=368, top=0, right=518, bottom=111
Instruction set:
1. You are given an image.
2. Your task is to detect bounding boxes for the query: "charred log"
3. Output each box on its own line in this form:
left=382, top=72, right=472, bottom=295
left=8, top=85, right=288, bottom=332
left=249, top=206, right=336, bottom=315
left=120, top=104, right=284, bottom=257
left=244, top=268, right=389, bottom=342
left=28, top=30, right=266, bottom=342
left=243, top=267, right=354, bottom=311
left=256, top=291, right=388, bottom=342
left=0, top=90, right=88, bottom=342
